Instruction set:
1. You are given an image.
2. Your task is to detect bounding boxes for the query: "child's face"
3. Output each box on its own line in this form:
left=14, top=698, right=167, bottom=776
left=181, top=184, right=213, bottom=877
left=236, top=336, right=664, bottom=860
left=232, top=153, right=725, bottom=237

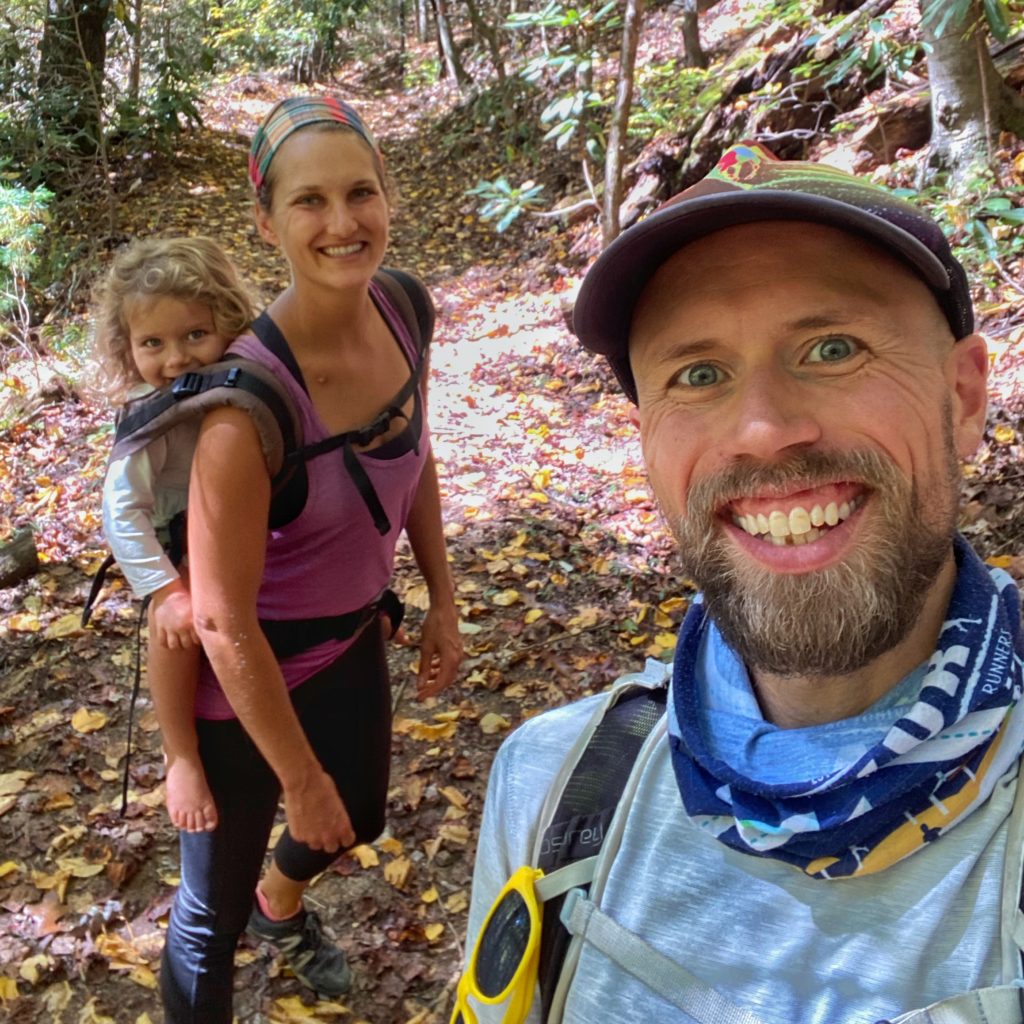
left=128, top=296, right=231, bottom=388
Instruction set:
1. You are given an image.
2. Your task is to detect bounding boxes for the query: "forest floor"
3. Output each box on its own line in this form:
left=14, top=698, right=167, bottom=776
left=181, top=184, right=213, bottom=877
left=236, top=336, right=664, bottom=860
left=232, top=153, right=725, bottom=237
left=2, top=18, right=1024, bottom=1024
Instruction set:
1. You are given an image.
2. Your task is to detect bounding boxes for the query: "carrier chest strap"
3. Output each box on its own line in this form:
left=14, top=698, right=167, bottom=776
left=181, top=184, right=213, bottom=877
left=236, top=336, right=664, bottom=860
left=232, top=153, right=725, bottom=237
left=559, top=889, right=772, bottom=1024
left=252, top=306, right=427, bottom=538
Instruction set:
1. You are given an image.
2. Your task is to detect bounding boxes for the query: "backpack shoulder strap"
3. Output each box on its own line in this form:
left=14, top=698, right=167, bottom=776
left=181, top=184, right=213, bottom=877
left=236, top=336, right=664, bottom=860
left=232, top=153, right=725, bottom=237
left=374, top=267, right=435, bottom=357
left=535, top=665, right=669, bottom=1019
left=110, top=357, right=300, bottom=481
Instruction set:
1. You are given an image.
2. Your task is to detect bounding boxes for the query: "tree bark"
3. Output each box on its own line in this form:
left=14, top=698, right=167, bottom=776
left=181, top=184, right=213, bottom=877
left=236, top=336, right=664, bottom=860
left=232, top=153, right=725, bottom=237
left=462, top=0, right=507, bottom=83
left=602, top=0, right=645, bottom=247
left=128, top=0, right=143, bottom=102
left=432, top=0, right=473, bottom=89
left=37, top=0, right=111, bottom=154
left=919, top=0, right=1024, bottom=184
left=678, top=0, right=707, bottom=68
left=0, top=529, right=39, bottom=589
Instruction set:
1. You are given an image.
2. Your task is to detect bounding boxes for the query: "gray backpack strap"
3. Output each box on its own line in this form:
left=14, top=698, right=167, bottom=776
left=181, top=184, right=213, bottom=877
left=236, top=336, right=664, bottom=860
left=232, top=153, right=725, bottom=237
left=558, top=888, right=772, bottom=1024
left=1002, top=771, right=1024, bottom=980
left=886, top=986, right=1024, bottom=1024
left=110, top=357, right=300, bottom=480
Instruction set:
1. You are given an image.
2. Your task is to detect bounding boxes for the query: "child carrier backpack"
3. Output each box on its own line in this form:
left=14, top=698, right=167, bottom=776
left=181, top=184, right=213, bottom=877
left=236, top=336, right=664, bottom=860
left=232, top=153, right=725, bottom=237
left=526, top=661, right=1024, bottom=1024
left=83, top=268, right=433, bottom=811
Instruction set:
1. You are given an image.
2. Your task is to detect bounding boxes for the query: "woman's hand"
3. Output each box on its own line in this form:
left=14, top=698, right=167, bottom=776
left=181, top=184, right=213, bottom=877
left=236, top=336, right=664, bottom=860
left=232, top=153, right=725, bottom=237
left=416, top=601, right=463, bottom=700
left=282, top=768, right=355, bottom=853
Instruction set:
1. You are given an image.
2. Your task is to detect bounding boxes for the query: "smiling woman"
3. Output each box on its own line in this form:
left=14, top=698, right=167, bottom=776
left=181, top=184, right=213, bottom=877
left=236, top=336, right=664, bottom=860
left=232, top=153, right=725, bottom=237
left=158, top=96, right=464, bottom=1022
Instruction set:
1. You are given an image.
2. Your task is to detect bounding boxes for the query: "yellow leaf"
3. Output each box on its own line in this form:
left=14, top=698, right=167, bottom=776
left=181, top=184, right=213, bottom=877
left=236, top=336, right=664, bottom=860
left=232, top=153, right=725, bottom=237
left=629, top=634, right=649, bottom=647
left=0, top=771, right=32, bottom=797
left=438, top=785, right=468, bottom=808
left=408, top=720, right=457, bottom=741
left=128, top=966, right=158, bottom=990
left=993, top=424, right=1016, bottom=444
left=378, top=836, right=404, bottom=856
left=438, top=823, right=470, bottom=845
left=567, top=607, right=601, bottom=631
left=270, top=995, right=316, bottom=1021
left=349, top=844, right=379, bottom=869
left=45, top=613, right=84, bottom=639
left=424, top=922, right=444, bottom=941
left=7, top=612, right=41, bottom=633
left=31, top=869, right=71, bottom=900
left=0, top=976, right=19, bottom=1000
left=71, top=708, right=109, bottom=734
left=986, top=555, right=1014, bottom=569
left=19, top=954, right=54, bottom=984
left=420, top=886, right=439, bottom=904
left=492, top=589, right=520, bottom=607
left=58, top=856, right=109, bottom=879
left=78, top=996, right=116, bottom=1023
left=658, top=596, right=688, bottom=614
left=0, top=861, right=22, bottom=879
left=383, top=856, right=411, bottom=889
left=480, top=713, right=511, bottom=735
left=654, top=632, right=678, bottom=651
left=527, top=491, right=549, bottom=504
left=136, top=1015, right=155, bottom=1024
left=524, top=609, right=543, bottom=624
left=444, top=890, right=469, bottom=913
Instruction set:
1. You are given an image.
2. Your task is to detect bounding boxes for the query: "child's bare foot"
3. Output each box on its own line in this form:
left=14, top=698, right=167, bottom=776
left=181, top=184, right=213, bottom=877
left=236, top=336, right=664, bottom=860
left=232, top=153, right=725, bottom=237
left=165, top=754, right=218, bottom=832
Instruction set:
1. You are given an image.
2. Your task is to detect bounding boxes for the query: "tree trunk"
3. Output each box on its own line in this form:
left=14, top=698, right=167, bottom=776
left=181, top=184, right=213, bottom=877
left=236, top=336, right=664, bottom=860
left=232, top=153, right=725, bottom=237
left=432, top=0, right=472, bottom=89
left=0, top=529, right=39, bottom=589
left=37, top=0, right=111, bottom=155
left=129, top=0, right=143, bottom=102
left=602, top=0, right=645, bottom=247
left=678, top=0, right=707, bottom=69
left=919, top=0, right=1024, bottom=184
left=463, top=0, right=507, bottom=83
left=417, top=0, right=430, bottom=41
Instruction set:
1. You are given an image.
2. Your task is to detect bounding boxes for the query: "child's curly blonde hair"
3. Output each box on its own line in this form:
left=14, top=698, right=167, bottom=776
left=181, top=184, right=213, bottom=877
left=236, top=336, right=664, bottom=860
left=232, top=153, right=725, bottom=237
left=92, top=237, right=254, bottom=404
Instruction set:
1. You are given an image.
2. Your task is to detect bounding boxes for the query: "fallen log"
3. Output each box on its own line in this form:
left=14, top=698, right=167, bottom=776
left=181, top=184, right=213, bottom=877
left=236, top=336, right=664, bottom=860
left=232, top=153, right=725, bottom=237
left=0, top=528, right=40, bottom=588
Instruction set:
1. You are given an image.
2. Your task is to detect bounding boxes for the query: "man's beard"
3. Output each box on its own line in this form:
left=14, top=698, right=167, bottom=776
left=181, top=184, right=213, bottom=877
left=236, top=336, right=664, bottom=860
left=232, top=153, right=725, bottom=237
left=670, top=436, right=961, bottom=678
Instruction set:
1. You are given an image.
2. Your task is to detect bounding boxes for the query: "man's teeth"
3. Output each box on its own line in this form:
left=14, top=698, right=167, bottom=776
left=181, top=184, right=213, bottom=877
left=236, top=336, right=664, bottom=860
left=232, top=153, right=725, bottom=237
left=323, top=243, right=361, bottom=256
left=732, top=497, right=862, bottom=544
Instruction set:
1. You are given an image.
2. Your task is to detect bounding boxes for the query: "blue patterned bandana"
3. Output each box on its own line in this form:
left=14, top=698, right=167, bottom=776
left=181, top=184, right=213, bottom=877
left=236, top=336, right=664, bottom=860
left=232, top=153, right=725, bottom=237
left=669, top=535, right=1024, bottom=879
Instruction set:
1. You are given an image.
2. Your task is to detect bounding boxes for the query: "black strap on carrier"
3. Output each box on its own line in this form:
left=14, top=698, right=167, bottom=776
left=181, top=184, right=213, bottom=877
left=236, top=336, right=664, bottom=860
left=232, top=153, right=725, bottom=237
left=536, top=683, right=668, bottom=1018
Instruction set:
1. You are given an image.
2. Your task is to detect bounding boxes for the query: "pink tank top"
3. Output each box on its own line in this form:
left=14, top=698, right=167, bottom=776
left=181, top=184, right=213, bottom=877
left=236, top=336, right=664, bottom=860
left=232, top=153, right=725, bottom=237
left=195, top=279, right=429, bottom=719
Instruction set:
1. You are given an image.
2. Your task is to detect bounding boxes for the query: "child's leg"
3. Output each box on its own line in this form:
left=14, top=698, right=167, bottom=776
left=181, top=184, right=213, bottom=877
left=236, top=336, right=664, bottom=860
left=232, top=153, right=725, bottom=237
left=147, top=611, right=218, bottom=832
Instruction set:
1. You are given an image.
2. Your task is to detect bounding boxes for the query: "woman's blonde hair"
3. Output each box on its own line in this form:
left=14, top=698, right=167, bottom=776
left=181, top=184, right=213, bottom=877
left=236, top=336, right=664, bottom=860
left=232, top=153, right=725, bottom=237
left=91, top=237, right=254, bottom=404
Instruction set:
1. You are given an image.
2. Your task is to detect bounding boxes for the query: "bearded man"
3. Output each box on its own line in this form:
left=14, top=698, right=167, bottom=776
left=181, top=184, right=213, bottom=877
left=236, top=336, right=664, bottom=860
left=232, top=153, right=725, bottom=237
left=456, top=144, right=1024, bottom=1024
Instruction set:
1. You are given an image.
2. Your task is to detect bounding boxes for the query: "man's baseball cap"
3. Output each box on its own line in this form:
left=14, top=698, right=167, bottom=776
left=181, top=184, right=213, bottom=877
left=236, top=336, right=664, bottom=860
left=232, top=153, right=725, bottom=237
left=573, top=142, right=974, bottom=403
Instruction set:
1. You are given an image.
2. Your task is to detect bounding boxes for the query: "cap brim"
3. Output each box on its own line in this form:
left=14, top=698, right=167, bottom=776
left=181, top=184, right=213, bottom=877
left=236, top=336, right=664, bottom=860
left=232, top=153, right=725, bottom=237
left=573, top=191, right=952, bottom=364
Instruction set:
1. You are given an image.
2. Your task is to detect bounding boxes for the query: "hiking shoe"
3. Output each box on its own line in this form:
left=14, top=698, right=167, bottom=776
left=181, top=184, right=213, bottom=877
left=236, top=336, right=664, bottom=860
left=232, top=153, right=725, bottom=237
left=246, top=903, right=352, bottom=997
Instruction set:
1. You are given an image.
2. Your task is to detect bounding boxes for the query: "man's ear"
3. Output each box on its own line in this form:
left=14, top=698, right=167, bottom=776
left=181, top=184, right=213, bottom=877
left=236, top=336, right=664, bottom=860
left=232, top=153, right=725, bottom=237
left=254, top=202, right=278, bottom=247
left=948, top=333, right=989, bottom=459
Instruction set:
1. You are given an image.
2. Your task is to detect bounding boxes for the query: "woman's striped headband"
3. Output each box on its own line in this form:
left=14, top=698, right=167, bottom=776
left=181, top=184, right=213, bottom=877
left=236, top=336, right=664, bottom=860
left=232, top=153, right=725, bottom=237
left=248, top=96, right=381, bottom=192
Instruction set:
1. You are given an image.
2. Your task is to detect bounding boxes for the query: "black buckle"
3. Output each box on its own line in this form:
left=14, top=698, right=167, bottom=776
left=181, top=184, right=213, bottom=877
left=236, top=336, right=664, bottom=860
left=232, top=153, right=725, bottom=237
left=224, top=366, right=241, bottom=387
left=352, top=409, right=392, bottom=448
left=171, top=372, right=205, bottom=399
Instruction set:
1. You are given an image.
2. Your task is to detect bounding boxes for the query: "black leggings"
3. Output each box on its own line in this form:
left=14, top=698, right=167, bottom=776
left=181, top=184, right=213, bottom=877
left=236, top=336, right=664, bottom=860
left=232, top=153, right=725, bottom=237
left=160, top=623, right=392, bottom=1022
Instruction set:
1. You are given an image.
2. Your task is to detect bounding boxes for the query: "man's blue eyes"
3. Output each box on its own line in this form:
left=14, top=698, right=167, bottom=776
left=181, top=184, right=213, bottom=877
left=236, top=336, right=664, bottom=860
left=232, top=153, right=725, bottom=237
left=677, top=337, right=858, bottom=387
left=808, top=336, right=855, bottom=362
left=684, top=364, right=721, bottom=387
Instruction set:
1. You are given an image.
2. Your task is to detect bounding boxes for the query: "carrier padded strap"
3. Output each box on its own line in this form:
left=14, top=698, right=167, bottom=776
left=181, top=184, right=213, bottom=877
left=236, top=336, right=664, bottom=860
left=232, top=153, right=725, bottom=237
left=560, top=889, right=772, bottom=1024
left=110, top=358, right=298, bottom=480
left=375, top=266, right=434, bottom=354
